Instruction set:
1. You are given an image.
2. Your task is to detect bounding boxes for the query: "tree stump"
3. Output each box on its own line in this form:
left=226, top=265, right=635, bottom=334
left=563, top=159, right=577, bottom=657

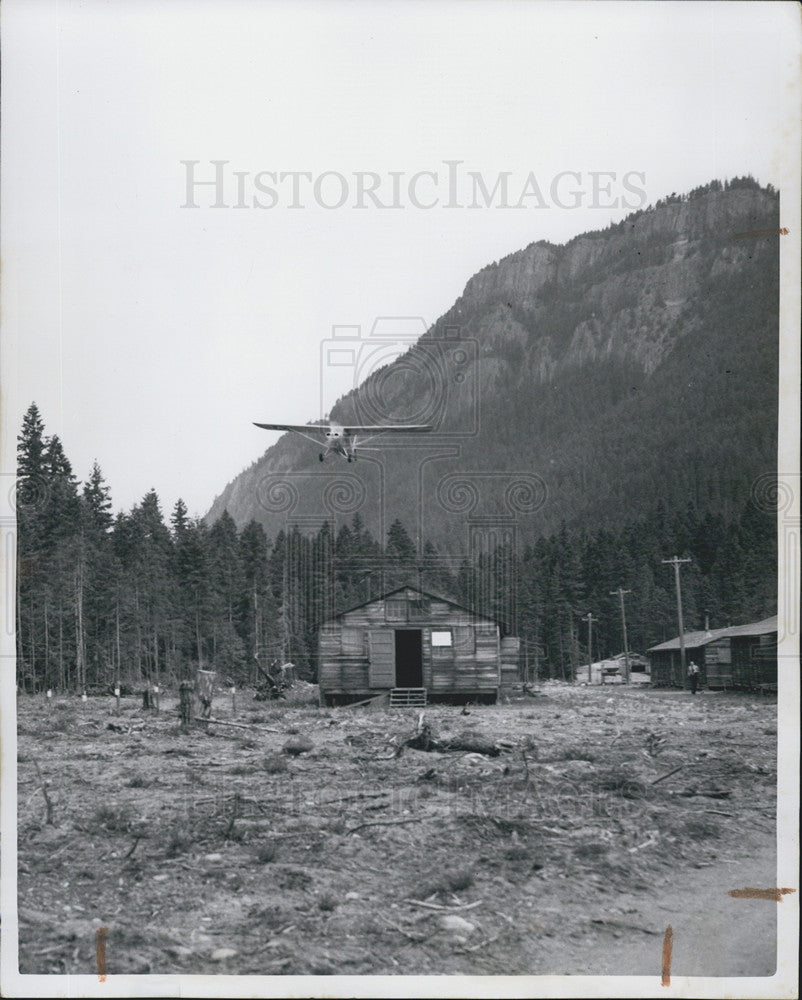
left=195, top=669, right=216, bottom=728
left=179, top=680, right=194, bottom=730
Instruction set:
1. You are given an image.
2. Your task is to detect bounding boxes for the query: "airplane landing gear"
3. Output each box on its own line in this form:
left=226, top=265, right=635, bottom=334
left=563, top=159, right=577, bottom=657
left=318, top=453, right=324, bottom=462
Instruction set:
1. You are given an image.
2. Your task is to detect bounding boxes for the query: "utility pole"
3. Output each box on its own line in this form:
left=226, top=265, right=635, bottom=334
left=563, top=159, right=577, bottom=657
left=662, top=557, right=691, bottom=687
left=610, top=588, right=632, bottom=683
left=581, top=612, right=599, bottom=684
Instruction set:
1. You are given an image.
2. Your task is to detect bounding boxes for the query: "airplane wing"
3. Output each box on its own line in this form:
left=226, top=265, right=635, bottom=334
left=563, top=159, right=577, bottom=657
left=341, top=424, right=433, bottom=434
left=253, top=422, right=326, bottom=434
left=253, top=422, right=329, bottom=446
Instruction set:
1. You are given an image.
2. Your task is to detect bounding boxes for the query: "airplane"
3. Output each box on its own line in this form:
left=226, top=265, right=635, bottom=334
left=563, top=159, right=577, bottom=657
left=253, top=420, right=432, bottom=462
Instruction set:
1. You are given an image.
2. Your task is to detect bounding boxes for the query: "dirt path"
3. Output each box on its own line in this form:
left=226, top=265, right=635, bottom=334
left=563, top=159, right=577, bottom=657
left=526, top=837, right=778, bottom=977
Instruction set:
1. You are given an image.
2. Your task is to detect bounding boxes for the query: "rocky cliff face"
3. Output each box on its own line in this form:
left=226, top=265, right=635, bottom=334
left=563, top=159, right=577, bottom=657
left=207, top=181, right=779, bottom=553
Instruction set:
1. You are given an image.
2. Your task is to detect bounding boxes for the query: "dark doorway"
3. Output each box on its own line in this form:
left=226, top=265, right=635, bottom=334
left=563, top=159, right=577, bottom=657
left=395, top=629, right=423, bottom=687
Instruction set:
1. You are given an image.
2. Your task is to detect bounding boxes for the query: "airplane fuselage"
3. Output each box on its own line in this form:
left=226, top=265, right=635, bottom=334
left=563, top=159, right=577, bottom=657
left=323, top=423, right=355, bottom=460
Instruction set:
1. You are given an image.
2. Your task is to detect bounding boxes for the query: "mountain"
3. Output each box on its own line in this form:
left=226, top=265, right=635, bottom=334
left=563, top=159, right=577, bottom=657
left=207, top=178, right=779, bottom=558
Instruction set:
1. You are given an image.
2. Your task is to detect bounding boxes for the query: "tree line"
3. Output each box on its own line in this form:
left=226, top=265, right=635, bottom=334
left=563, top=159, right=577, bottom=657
left=16, top=402, right=776, bottom=692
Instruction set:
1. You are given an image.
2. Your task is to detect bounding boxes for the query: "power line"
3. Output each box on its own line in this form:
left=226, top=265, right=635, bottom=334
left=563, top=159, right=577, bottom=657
left=662, top=557, right=692, bottom=686
left=609, top=588, right=632, bottom=683
left=581, top=612, right=599, bottom=684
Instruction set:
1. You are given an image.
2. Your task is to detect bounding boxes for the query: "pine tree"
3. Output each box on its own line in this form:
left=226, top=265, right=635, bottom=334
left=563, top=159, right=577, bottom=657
left=386, top=519, right=415, bottom=560
left=386, top=519, right=416, bottom=592
left=17, top=403, right=47, bottom=479
left=78, top=462, right=117, bottom=690
left=170, top=498, right=189, bottom=537
left=208, top=511, right=246, bottom=682
left=239, top=520, right=275, bottom=683
left=16, top=404, right=50, bottom=689
left=127, top=490, right=173, bottom=687
left=82, top=461, right=113, bottom=534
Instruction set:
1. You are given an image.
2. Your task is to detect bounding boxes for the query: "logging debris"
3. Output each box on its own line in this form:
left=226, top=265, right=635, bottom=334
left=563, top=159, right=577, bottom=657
left=399, top=712, right=515, bottom=757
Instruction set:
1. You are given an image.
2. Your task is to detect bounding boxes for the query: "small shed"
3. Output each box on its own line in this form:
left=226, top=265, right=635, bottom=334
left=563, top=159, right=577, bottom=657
left=648, top=614, right=778, bottom=690
left=317, top=585, right=519, bottom=705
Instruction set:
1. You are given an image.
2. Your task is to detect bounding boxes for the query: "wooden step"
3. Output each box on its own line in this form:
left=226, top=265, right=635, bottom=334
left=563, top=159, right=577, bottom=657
left=389, top=687, right=428, bottom=708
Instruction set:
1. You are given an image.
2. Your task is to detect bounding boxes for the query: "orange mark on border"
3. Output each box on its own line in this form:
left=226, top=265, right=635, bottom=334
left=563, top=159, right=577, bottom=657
left=732, top=227, right=789, bottom=239
left=728, top=887, right=796, bottom=902
left=96, top=925, right=108, bottom=982
left=661, top=925, right=673, bottom=987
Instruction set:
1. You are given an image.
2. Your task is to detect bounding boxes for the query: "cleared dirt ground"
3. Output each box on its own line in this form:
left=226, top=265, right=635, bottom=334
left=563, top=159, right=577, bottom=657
left=15, top=681, right=778, bottom=979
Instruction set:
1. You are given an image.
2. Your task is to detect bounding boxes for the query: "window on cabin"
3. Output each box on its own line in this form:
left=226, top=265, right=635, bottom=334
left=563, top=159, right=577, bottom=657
left=341, top=627, right=365, bottom=655
left=432, top=630, right=452, bottom=647
left=409, top=598, right=431, bottom=619
left=386, top=598, right=407, bottom=621
left=454, top=626, right=475, bottom=654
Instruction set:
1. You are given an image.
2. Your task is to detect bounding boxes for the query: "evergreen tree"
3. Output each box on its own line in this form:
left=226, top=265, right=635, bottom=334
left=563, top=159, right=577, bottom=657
left=386, top=519, right=416, bottom=561
left=207, top=511, right=246, bottom=682
left=82, top=461, right=113, bottom=534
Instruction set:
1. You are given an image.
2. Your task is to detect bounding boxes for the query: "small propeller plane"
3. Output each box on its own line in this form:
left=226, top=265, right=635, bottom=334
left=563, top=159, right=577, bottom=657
left=253, top=420, right=432, bottom=462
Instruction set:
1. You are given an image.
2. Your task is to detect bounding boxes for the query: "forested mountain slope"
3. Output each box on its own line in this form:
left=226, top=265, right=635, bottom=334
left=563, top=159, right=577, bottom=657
left=208, top=178, right=779, bottom=554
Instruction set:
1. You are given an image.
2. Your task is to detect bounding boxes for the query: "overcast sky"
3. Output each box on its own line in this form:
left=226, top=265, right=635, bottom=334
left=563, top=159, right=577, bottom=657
left=1, top=0, right=798, bottom=519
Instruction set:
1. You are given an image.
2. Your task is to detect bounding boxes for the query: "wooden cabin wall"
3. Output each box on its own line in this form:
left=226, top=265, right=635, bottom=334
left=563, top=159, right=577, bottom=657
left=731, top=634, right=778, bottom=688
left=500, top=636, right=521, bottom=688
left=429, top=624, right=499, bottom=693
left=650, top=648, right=711, bottom=688
left=704, top=639, right=732, bottom=689
left=317, top=589, right=502, bottom=697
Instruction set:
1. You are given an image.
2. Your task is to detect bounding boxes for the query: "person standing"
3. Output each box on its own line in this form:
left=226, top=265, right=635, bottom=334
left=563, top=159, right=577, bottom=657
left=688, top=660, right=700, bottom=694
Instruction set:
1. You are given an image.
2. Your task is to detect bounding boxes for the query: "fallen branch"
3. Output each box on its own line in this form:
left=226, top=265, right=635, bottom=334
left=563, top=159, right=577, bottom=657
left=31, top=759, right=55, bottom=826
left=674, top=787, right=731, bottom=799
left=406, top=898, right=483, bottom=912
left=403, top=716, right=504, bottom=757
left=317, top=790, right=390, bottom=807
left=651, top=764, right=685, bottom=785
left=456, top=931, right=502, bottom=954
left=384, top=920, right=428, bottom=943
left=224, top=793, right=240, bottom=840
left=346, top=817, right=422, bottom=835
left=591, top=917, right=662, bottom=935
left=123, top=835, right=142, bottom=859
left=194, top=716, right=281, bottom=734
left=344, top=692, right=390, bottom=710
left=629, top=835, right=659, bottom=853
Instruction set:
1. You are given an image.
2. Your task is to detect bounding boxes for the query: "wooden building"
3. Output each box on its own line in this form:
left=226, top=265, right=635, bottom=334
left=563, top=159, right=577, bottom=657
left=317, top=585, right=519, bottom=706
left=648, top=615, right=777, bottom=690
left=648, top=626, right=729, bottom=688
left=726, top=617, right=778, bottom=691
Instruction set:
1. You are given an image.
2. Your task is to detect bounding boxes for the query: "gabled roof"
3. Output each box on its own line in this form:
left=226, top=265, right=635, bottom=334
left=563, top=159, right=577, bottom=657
left=321, top=584, right=502, bottom=626
left=648, top=626, right=731, bottom=653
left=648, top=615, right=778, bottom=652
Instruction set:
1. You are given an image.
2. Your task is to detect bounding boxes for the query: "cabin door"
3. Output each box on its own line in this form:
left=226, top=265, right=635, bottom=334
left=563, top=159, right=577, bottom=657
left=395, top=629, right=423, bottom=687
